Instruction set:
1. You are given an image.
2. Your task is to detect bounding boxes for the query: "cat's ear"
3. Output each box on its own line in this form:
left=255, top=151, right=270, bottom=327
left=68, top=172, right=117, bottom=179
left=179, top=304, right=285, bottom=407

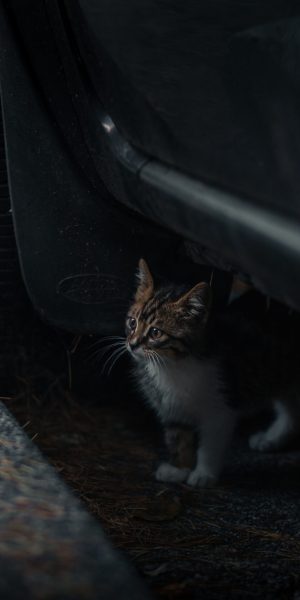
left=135, top=258, right=154, bottom=302
left=172, top=282, right=211, bottom=319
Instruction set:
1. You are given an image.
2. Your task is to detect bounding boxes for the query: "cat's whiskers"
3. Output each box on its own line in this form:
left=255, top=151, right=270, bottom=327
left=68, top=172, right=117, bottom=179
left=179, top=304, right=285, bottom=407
left=87, top=335, right=125, bottom=351
left=86, top=338, right=126, bottom=364
left=153, top=350, right=166, bottom=370
left=101, top=343, right=127, bottom=375
left=87, top=346, right=122, bottom=365
left=144, top=350, right=154, bottom=368
left=146, top=349, right=163, bottom=373
left=150, top=351, right=160, bottom=371
left=147, top=352, right=154, bottom=366
left=107, top=347, right=127, bottom=376
left=101, top=344, right=126, bottom=371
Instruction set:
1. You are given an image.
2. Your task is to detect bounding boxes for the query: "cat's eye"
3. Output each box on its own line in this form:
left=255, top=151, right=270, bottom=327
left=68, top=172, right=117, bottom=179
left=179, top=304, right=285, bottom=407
left=149, top=327, right=162, bottom=340
left=127, top=317, right=137, bottom=331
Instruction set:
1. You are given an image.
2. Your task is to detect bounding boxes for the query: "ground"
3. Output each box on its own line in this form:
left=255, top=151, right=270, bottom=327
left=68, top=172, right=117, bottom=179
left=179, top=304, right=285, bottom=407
left=4, top=325, right=300, bottom=600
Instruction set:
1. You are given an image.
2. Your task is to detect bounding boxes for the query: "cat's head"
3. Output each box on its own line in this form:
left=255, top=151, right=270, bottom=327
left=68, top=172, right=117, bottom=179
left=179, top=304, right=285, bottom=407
left=125, top=259, right=211, bottom=362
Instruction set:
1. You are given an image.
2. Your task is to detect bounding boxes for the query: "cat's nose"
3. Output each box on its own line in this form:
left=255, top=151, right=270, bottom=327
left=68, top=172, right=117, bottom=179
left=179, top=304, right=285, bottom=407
left=129, top=340, right=139, bottom=350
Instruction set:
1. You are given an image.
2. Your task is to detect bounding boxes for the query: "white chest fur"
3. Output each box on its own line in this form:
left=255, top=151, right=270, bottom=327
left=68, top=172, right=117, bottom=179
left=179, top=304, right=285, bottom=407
left=139, top=356, right=225, bottom=428
left=134, top=354, right=237, bottom=487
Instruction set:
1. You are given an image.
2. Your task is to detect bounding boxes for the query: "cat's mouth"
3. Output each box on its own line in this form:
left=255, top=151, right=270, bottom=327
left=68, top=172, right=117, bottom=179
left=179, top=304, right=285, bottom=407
left=126, top=342, right=145, bottom=359
left=126, top=342, right=144, bottom=357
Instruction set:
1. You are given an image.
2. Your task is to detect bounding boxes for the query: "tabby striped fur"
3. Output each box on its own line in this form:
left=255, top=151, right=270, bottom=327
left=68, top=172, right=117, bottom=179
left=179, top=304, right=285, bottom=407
left=126, top=259, right=300, bottom=487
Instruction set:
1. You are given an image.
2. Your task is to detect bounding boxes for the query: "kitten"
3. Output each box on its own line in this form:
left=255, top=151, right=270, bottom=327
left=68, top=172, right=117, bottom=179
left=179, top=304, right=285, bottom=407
left=125, top=259, right=300, bottom=487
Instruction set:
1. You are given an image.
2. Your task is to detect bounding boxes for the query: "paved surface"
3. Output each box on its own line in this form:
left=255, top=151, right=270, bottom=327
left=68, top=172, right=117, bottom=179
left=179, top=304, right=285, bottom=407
left=0, top=401, right=152, bottom=600
left=1, top=308, right=300, bottom=600
left=5, top=362, right=300, bottom=600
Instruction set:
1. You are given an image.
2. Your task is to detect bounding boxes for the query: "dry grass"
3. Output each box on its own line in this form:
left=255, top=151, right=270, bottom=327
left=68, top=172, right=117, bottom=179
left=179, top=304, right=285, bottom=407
left=3, top=337, right=300, bottom=599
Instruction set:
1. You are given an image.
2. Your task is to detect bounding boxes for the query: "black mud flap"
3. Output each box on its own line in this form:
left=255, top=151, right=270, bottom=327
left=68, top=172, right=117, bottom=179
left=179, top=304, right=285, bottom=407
left=0, top=2, right=182, bottom=335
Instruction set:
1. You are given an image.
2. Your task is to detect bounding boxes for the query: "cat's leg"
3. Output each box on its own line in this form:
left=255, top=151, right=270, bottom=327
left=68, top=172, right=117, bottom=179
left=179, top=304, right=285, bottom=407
left=249, top=400, right=294, bottom=452
left=187, top=407, right=236, bottom=488
left=155, top=426, right=196, bottom=483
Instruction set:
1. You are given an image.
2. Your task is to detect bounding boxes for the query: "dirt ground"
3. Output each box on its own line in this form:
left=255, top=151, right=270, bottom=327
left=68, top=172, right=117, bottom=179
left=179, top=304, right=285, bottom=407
left=4, top=326, right=300, bottom=600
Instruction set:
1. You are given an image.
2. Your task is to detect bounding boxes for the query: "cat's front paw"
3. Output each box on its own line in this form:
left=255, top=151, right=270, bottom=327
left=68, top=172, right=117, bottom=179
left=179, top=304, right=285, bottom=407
left=249, top=432, right=274, bottom=452
left=155, top=463, right=190, bottom=483
left=187, top=468, right=217, bottom=488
